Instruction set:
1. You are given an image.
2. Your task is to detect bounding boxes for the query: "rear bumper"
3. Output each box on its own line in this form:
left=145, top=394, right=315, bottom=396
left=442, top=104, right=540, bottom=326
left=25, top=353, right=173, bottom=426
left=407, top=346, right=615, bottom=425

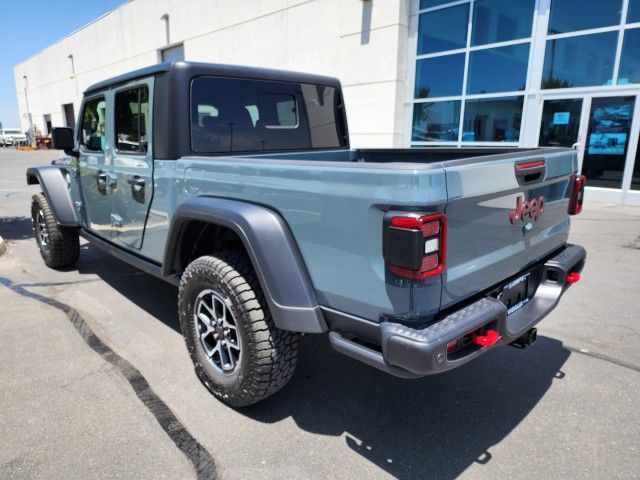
left=328, top=243, right=586, bottom=378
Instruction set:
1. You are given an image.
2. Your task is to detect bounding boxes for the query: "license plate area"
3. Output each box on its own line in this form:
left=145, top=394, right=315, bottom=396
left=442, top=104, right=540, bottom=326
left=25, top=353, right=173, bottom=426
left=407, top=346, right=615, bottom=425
left=490, top=267, right=542, bottom=315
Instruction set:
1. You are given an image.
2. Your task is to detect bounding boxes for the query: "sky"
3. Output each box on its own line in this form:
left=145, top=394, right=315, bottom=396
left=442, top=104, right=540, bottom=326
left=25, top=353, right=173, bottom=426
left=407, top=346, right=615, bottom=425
left=0, top=0, right=125, bottom=129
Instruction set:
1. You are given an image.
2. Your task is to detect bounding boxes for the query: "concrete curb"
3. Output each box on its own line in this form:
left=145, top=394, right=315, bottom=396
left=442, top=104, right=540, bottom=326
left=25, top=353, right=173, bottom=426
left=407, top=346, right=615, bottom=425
left=0, top=235, right=6, bottom=256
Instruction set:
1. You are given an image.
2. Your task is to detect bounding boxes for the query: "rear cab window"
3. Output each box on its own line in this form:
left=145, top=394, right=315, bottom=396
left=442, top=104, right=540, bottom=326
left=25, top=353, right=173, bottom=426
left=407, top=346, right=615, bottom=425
left=79, top=96, right=107, bottom=151
left=190, top=76, right=346, bottom=154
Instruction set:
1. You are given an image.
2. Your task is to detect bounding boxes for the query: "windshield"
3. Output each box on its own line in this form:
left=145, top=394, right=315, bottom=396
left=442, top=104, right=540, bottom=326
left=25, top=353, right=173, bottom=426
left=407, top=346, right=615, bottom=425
left=5, top=130, right=22, bottom=134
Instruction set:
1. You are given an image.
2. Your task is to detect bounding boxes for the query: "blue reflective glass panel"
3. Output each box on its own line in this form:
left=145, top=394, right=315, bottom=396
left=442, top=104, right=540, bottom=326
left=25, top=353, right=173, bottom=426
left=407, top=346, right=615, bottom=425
left=467, top=44, right=530, bottom=94
left=412, top=101, right=461, bottom=141
left=629, top=0, right=640, bottom=23
left=462, top=97, right=522, bottom=142
left=420, top=0, right=450, bottom=9
left=542, top=33, right=617, bottom=88
left=619, top=29, right=640, bottom=84
left=472, top=0, right=535, bottom=46
left=548, top=0, right=622, bottom=34
left=582, top=96, right=635, bottom=189
left=418, top=5, right=469, bottom=55
left=415, top=54, right=465, bottom=98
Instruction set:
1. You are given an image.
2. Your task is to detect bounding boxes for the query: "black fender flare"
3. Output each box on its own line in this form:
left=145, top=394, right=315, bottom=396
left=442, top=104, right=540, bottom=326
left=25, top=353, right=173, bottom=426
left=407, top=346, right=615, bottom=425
left=26, top=166, right=78, bottom=227
left=163, top=196, right=327, bottom=334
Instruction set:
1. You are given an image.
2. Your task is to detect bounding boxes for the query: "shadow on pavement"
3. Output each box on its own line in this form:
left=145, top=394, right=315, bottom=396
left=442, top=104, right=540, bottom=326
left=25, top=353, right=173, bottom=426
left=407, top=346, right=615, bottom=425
left=246, top=334, right=569, bottom=478
left=0, top=216, right=32, bottom=241
left=73, top=243, right=570, bottom=479
left=75, top=243, right=181, bottom=331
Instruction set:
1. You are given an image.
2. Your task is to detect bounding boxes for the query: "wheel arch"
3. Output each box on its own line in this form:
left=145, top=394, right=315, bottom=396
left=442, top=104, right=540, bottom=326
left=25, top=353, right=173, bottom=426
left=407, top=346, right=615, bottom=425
left=164, top=196, right=327, bottom=334
left=26, top=166, right=77, bottom=227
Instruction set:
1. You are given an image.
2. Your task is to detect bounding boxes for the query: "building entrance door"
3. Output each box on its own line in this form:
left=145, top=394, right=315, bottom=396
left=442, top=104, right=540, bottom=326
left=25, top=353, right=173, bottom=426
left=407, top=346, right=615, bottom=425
left=538, top=93, right=640, bottom=203
left=581, top=96, right=636, bottom=190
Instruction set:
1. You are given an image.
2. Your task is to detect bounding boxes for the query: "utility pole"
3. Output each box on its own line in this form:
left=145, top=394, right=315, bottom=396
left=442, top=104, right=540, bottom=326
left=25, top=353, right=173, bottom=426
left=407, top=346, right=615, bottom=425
left=22, top=75, right=34, bottom=146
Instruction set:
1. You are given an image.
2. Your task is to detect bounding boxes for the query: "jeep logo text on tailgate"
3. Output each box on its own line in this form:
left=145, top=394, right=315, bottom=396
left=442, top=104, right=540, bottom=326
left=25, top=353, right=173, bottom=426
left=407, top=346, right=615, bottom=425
left=509, top=195, right=544, bottom=224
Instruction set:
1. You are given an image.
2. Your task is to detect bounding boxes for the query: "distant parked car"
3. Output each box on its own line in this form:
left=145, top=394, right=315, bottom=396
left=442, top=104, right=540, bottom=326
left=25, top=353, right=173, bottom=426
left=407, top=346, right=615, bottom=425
left=0, top=128, right=28, bottom=146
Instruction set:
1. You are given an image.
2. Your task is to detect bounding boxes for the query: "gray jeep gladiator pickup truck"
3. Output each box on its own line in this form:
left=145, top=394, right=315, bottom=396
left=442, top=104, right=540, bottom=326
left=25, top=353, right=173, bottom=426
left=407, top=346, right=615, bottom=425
left=27, top=62, right=586, bottom=407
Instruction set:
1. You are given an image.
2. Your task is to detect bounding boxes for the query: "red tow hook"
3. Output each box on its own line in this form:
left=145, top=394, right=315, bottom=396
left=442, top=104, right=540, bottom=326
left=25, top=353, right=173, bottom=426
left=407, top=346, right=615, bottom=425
left=566, top=271, right=581, bottom=284
left=470, top=329, right=501, bottom=347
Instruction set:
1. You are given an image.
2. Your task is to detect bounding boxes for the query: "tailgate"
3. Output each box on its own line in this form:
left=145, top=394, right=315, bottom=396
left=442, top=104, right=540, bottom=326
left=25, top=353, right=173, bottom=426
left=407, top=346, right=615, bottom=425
left=442, top=149, right=576, bottom=308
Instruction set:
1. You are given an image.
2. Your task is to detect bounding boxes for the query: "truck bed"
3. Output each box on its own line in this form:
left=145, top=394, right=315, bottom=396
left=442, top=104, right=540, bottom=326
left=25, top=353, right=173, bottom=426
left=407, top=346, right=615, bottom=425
left=252, top=146, right=561, bottom=166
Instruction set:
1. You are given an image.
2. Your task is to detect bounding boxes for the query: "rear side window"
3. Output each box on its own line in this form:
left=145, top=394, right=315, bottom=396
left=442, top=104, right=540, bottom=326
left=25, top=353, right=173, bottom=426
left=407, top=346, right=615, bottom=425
left=115, top=86, right=150, bottom=154
left=300, top=84, right=343, bottom=148
left=80, top=97, right=106, bottom=151
left=190, top=76, right=346, bottom=153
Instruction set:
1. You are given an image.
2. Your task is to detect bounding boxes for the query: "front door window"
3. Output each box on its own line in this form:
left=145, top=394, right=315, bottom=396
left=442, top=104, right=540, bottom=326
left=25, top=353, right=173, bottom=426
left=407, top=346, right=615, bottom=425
left=539, top=98, right=583, bottom=147
left=582, top=96, right=636, bottom=189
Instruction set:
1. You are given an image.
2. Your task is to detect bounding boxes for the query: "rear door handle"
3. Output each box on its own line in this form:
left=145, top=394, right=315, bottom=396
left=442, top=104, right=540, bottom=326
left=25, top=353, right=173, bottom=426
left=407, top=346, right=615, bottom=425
left=126, top=176, right=145, bottom=188
left=96, top=170, right=108, bottom=194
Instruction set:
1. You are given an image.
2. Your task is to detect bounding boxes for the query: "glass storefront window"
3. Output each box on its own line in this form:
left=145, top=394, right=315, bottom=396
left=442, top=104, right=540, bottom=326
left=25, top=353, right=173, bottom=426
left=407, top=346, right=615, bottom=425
left=412, top=101, right=461, bottom=141
left=462, top=97, right=522, bottom=142
left=472, top=0, right=535, bottom=46
left=582, top=96, right=635, bottom=189
left=548, top=0, right=622, bottom=34
left=542, top=33, right=617, bottom=89
left=420, top=0, right=450, bottom=9
left=415, top=54, right=465, bottom=98
left=618, top=29, right=640, bottom=85
left=539, top=99, right=583, bottom=147
left=467, top=44, right=530, bottom=94
left=631, top=139, right=640, bottom=190
left=418, top=5, right=469, bottom=55
left=627, top=0, right=640, bottom=23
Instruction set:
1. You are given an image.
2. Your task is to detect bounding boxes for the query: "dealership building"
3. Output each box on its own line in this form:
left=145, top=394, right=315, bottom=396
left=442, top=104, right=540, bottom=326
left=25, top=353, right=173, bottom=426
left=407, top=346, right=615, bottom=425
left=14, top=0, right=640, bottom=204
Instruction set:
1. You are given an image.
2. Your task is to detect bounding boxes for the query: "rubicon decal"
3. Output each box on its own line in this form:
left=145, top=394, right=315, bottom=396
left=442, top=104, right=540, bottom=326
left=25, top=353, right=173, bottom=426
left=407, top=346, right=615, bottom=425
left=509, top=195, right=544, bottom=224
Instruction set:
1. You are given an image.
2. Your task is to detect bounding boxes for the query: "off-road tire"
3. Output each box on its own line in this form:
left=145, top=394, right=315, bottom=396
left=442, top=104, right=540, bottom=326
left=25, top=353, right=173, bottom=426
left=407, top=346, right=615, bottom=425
left=31, top=193, right=80, bottom=269
left=179, top=252, right=299, bottom=407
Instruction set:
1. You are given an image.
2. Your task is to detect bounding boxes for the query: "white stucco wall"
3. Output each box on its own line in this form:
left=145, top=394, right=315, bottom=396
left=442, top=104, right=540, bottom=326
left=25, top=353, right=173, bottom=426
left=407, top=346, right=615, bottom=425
left=14, top=0, right=411, bottom=148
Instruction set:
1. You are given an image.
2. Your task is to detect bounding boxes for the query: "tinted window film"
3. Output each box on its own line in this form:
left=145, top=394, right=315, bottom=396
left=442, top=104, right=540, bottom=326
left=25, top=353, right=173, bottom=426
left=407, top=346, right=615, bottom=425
left=300, top=84, right=344, bottom=148
left=538, top=98, right=583, bottom=147
left=629, top=0, right=640, bottom=23
left=418, top=5, right=469, bottom=55
left=548, top=0, right=622, bottom=34
left=582, top=96, right=635, bottom=189
left=472, top=0, right=535, bottom=46
left=191, top=77, right=345, bottom=153
left=415, top=54, right=465, bottom=98
left=619, top=28, right=640, bottom=85
left=80, top=97, right=106, bottom=151
left=419, top=0, right=449, bottom=9
left=631, top=134, right=640, bottom=190
left=266, top=93, right=298, bottom=127
left=115, top=86, right=149, bottom=154
left=467, top=43, right=530, bottom=94
left=462, top=97, right=523, bottom=142
left=412, top=101, right=461, bottom=141
left=542, top=32, right=617, bottom=89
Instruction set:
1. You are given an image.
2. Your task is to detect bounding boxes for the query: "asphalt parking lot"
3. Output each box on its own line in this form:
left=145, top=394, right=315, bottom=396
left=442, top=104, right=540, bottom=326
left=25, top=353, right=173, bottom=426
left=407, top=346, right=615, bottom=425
left=1, top=149, right=639, bottom=479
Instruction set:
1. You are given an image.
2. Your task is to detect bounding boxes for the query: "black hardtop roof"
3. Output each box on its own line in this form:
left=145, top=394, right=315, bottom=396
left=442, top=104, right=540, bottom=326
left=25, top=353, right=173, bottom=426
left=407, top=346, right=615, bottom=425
left=84, top=61, right=341, bottom=94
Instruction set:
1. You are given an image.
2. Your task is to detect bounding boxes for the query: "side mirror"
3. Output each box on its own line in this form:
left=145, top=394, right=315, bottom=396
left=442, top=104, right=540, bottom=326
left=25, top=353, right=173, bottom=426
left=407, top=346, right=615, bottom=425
left=51, top=127, right=78, bottom=157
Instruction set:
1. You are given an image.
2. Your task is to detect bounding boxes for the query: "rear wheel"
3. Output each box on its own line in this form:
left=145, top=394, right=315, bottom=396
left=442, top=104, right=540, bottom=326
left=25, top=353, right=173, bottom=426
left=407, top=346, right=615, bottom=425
left=31, top=193, right=80, bottom=269
left=179, top=252, right=299, bottom=407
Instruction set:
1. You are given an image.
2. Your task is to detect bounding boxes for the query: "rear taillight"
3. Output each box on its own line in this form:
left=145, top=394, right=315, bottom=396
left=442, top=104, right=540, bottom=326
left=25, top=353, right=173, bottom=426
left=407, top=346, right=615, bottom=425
left=569, top=174, right=586, bottom=215
left=383, top=213, right=446, bottom=280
